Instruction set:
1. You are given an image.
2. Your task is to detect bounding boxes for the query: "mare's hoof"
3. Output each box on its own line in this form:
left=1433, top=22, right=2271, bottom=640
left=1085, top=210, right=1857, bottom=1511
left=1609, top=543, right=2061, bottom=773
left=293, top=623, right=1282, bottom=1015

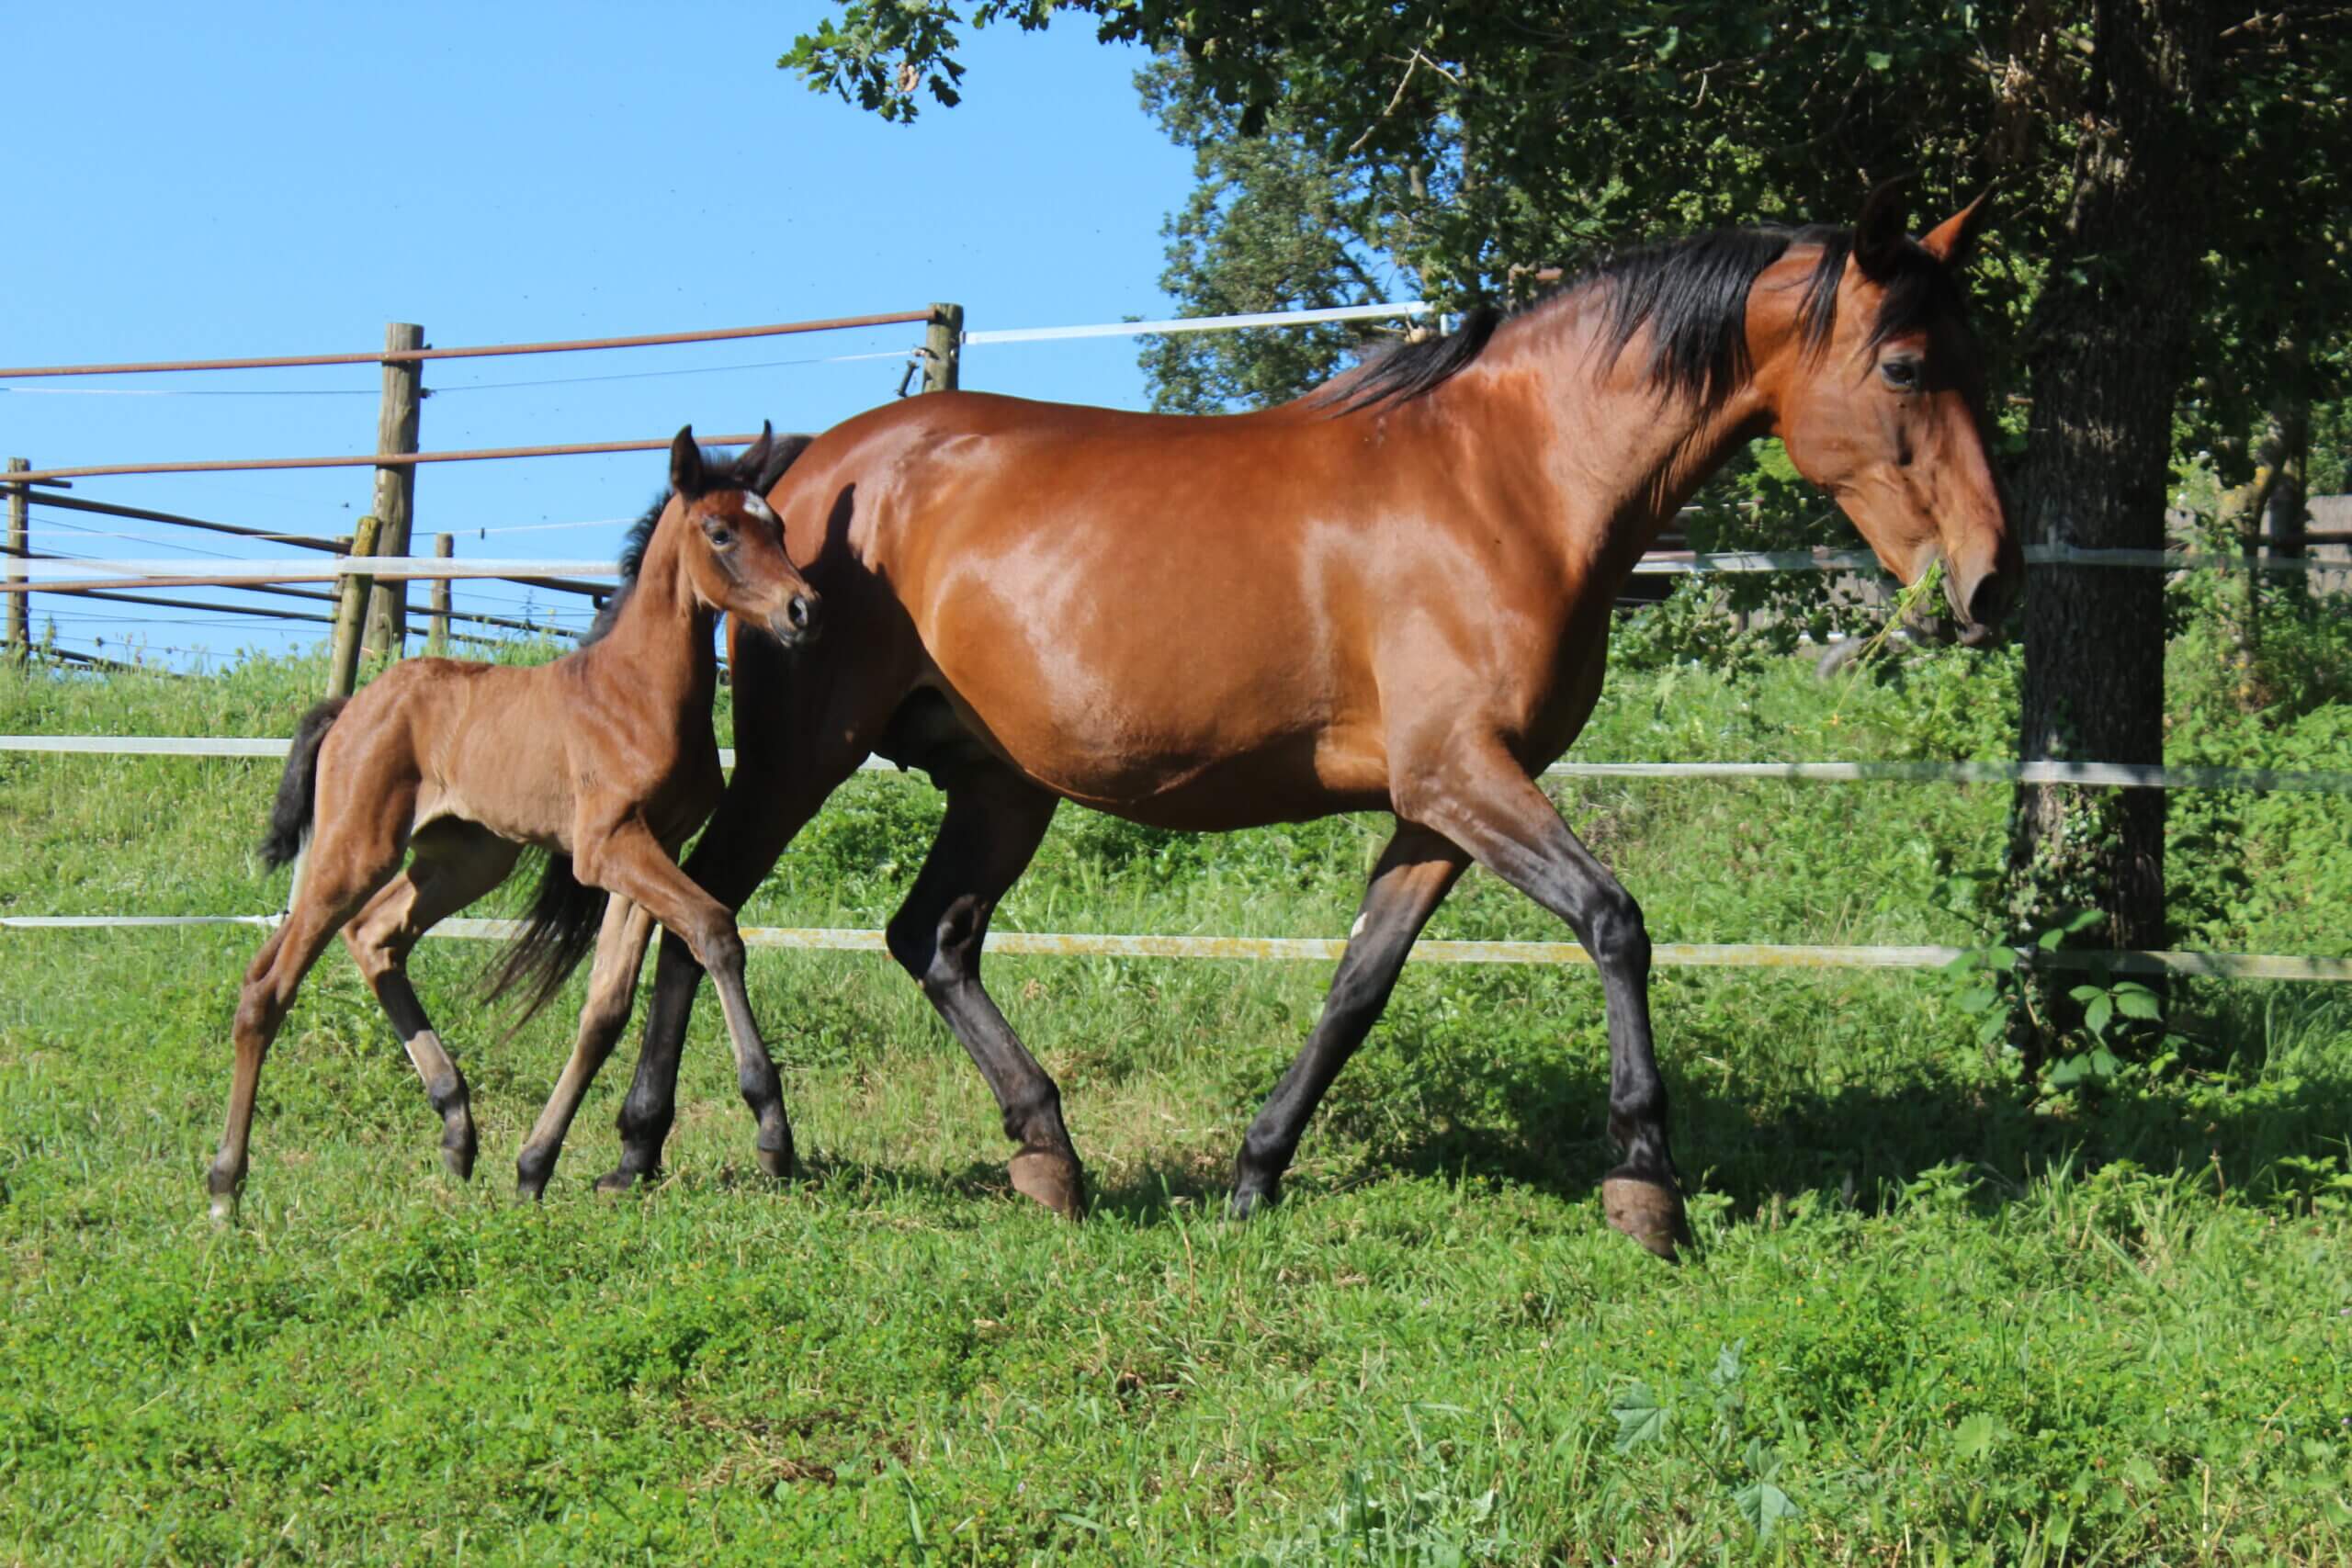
left=1601, top=1175, right=1690, bottom=1262
left=755, top=1144, right=795, bottom=1181
left=208, top=1193, right=239, bottom=1226
left=1009, top=1148, right=1086, bottom=1219
left=1227, top=1184, right=1277, bottom=1222
left=594, top=1165, right=650, bottom=1196
left=442, top=1138, right=477, bottom=1182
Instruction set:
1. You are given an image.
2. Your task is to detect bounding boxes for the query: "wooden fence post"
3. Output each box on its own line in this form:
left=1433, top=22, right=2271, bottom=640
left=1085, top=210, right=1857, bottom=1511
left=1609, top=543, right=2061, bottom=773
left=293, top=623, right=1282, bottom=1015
left=428, top=533, right=453, bottom=657
left=922, top=303, right=963, bottom=393
left=328, top=513, right=385, bottom=697
left=363, top=321, right=424, bottom=659
left=5, top=460, right=27, bottom=660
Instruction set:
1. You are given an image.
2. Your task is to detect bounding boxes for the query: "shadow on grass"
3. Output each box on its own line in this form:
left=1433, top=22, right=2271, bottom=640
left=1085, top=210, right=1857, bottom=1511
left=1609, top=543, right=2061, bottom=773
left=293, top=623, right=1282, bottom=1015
left=1334, top=1034, right=2352, bottom=1223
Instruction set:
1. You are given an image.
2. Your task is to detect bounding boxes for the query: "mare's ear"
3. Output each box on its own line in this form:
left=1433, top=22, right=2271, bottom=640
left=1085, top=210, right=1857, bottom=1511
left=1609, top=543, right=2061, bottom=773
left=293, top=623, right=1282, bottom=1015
left=1920, top=187, right=1996, bottom=271
left=1854, top=177, right=1910, bottom=283
left=670, top=426, right=704, bottom=498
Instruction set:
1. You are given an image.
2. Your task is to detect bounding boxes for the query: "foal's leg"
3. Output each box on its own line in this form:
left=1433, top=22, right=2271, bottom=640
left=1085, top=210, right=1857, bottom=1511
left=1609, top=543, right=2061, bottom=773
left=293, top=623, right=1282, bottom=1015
left=339, top=824, right=519, bottom=1180
left=575, top=823, right=794, bottom=1180
left=1402, top=739, right=1687, bottom=1258
left=209, top=839, right=402, bottom=1221
left=881, top=768, right=1075, bottom=1214
left=514, top=896, right=655, bottom=1198
left=1229, top=825, right=1468, bottom=1218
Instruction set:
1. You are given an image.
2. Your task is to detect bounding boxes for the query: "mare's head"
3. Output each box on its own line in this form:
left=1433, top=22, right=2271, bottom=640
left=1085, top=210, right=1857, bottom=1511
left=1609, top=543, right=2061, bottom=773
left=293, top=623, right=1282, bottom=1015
left=660, top=423, right=821, bottom=649
left=1756, top=186, right=2018, bottom=644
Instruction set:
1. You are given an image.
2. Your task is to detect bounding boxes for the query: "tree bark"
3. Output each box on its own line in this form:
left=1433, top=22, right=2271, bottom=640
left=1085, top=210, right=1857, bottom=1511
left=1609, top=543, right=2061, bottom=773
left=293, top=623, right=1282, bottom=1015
left=2007, top=0, right=2222, bottom=1070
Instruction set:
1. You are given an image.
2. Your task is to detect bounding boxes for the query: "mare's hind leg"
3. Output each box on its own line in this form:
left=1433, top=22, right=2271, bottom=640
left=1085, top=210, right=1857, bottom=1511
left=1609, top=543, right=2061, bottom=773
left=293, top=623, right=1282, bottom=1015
left=209, top=834, right=404, bottom=1221
left=1229, top=826, right=1468, bottom=1218
left=882, top=763, right=1077, bottom=1215
left=340, top=822, right=520, bottom=1181
left=515, top=896, right=655, bottom=1199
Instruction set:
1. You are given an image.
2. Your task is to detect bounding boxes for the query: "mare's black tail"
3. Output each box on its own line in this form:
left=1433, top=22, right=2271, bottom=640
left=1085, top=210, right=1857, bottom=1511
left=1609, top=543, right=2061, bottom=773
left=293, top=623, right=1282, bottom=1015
left=258, top=697, right=347, bottom=869
left=481, top=850, right=610, bottom=1027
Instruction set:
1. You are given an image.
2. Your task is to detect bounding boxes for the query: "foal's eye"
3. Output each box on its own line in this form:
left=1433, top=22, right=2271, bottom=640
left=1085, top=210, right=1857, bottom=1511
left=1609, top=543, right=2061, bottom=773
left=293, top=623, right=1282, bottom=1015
left=1879, top=357, right=1923, bottom=392
left=703, top=523, right=734, bottom=547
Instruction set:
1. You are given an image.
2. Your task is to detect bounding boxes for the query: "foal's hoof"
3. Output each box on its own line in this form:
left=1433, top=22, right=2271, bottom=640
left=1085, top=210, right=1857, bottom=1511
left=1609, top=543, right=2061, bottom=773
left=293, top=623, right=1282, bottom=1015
left=208, top=1192, right=239, bottom=1226
left=755, top=1143, right=795, bottom=1181
left=1601, top=1175, right=1690, bottom=1262
left=442, top=1135, right=478, bottom=1182
left=1009, top=1148, right=1086, bottom=1219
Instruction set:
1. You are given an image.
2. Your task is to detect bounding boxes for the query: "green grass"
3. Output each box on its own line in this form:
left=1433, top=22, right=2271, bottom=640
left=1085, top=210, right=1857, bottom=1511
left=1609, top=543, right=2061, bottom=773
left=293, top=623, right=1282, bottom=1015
left=3, top=647, right=2350, bottom=1563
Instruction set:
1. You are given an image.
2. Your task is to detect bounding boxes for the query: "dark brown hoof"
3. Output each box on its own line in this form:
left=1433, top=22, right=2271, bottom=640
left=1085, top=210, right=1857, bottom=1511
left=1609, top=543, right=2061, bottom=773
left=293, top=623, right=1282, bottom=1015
left=593, top=1166, right=647, bottom=1196
left=1602, top=1176, right=1689, bottom=1261
left=1009, top=1148, right=1086, bottom=1219
left=443, top=1141, right=477, bottom=1181
left=755, top=1145, right=794, bottom=1181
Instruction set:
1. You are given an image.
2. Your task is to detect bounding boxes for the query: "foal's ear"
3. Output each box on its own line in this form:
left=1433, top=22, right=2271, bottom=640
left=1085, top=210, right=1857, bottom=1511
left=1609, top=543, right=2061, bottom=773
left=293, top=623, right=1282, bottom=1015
left=670, top=425, right=705, bottom=498
left=736, top=421, right=774, bottom=487
left=1854, top=177, right=1910, bottom=283
left=1920, top=187, right=1996, bottom=272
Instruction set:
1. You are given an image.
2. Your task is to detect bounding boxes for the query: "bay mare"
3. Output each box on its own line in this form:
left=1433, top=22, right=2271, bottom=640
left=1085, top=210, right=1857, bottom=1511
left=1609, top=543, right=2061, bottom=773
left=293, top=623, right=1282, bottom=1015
left=604, top=190, right=2018, bottom=1258
left=211, top=429, right=819, bottom=1219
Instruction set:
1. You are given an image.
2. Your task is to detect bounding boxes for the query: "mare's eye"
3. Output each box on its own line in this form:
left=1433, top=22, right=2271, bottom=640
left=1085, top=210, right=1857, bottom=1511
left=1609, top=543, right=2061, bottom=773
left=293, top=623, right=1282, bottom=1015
left=1880, top=357, right=1923, bottom=392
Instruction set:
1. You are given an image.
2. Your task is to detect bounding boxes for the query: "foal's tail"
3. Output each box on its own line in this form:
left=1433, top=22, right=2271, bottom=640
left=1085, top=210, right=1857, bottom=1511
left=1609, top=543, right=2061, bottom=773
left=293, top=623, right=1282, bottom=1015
left=259, top=697, right=347, bottom=869
left=481, top=850, right=610, bottom=1027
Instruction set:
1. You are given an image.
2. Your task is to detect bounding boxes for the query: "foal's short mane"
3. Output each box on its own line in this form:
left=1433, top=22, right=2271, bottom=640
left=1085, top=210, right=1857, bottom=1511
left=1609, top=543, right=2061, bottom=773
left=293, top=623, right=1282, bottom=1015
left=1324, top=222, right=1963, bottom=415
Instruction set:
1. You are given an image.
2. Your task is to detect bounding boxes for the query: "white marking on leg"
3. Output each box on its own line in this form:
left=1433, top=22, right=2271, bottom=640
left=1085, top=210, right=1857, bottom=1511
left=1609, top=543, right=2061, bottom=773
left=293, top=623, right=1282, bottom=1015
left=1350, top=912, right=1367, bottom=940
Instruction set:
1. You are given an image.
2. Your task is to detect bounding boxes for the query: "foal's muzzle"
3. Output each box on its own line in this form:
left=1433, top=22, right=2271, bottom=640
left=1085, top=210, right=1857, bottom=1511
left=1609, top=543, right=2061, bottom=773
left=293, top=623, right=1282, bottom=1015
left=765, top=592, right=822, bottom=649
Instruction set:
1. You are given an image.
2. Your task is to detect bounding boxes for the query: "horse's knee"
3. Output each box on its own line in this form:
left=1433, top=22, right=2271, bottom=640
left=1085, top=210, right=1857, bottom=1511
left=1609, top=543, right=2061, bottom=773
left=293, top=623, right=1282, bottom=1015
left=1583, top=886, right=1650, bottom=972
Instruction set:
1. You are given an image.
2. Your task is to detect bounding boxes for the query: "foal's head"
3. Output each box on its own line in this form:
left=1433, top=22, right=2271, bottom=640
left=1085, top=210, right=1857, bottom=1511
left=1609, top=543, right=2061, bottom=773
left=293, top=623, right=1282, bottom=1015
left=664, top=423, right=822, bottom=649
left=1755, top=186, right=2018, bottom=644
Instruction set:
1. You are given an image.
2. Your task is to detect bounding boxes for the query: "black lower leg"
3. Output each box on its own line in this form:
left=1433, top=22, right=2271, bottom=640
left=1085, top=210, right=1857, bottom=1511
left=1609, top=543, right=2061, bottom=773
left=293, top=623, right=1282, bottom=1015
left=599, top=933, right=695, bottom=1191
left=885, top=773, right=1074, bottom=1209
left=1420, top=751, right=1686, bottom=1256
left=1230, top=828, right=1464, bottom=1216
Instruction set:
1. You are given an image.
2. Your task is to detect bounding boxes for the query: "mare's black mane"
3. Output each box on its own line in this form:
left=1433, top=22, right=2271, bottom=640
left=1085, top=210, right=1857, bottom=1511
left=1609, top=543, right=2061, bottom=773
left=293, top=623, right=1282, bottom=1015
left=1325, top=222, right=1963, bottom=415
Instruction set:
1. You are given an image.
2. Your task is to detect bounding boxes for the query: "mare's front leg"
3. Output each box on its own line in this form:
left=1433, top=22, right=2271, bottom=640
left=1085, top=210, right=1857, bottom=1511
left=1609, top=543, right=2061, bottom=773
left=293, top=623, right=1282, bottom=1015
left=574, top=819, right=793, bottom=1180
left=515, top=896, right=655, bottom=1198
left=1399, top=737, right=1689, bottom=1259
left=1229, top=826, right=1468, bottom=1217
left=340, top=823, right=520, bottom=1180
left=882, top=763, right=1074, bottom=1215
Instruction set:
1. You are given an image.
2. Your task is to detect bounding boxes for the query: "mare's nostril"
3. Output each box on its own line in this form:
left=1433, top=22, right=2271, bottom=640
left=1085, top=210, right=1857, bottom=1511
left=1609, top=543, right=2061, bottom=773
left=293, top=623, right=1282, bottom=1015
left=788, top=595, right=816, bottom=630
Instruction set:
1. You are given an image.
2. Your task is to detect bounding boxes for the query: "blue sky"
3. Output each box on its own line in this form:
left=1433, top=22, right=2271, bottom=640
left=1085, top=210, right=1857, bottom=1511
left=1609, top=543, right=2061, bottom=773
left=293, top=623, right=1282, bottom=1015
left=4, top=4, right=1203, bottom=664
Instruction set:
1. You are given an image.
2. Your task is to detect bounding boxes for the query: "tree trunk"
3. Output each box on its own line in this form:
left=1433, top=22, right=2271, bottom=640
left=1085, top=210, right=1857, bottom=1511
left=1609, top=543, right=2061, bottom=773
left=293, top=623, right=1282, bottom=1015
left=2007, top=0, right=2221, bottom=1073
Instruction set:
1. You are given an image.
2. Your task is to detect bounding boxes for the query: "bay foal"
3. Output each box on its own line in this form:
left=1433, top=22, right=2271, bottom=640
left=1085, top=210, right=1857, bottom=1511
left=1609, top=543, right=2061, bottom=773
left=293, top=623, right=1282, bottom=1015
left=209, top=426, right=818, bottom=1220
left=600, top=190, right=2019, bottom=1258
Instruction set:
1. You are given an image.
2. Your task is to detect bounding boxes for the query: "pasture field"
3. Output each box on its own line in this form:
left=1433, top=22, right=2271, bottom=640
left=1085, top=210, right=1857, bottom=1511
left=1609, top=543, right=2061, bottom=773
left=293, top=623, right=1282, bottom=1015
left=2, top=645, right=2349, bottom=1563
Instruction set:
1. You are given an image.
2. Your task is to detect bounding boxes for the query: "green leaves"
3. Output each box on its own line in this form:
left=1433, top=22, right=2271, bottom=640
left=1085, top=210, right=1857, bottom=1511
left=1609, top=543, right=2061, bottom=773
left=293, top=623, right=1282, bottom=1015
left=1610, top=1381, right=1670, bottom=1451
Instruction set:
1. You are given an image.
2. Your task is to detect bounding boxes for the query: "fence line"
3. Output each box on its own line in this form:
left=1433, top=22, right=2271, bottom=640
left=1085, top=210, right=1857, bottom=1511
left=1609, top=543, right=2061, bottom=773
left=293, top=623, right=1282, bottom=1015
left=6, top=734, right=2348, bottom=795
left=0, top=310, right=933, bottom=381
left=0, top=435, right=771, bottom=488
left=1, top=911, right=2342, bottom=982
left=963, top=300, right=1431, bottom=344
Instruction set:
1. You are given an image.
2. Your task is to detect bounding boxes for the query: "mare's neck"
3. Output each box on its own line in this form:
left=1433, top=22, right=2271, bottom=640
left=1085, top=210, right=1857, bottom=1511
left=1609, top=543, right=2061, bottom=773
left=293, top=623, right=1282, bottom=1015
left=580, top=516, right=718, bottom=716
left=1457, top=289, right=1773, bottom=566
